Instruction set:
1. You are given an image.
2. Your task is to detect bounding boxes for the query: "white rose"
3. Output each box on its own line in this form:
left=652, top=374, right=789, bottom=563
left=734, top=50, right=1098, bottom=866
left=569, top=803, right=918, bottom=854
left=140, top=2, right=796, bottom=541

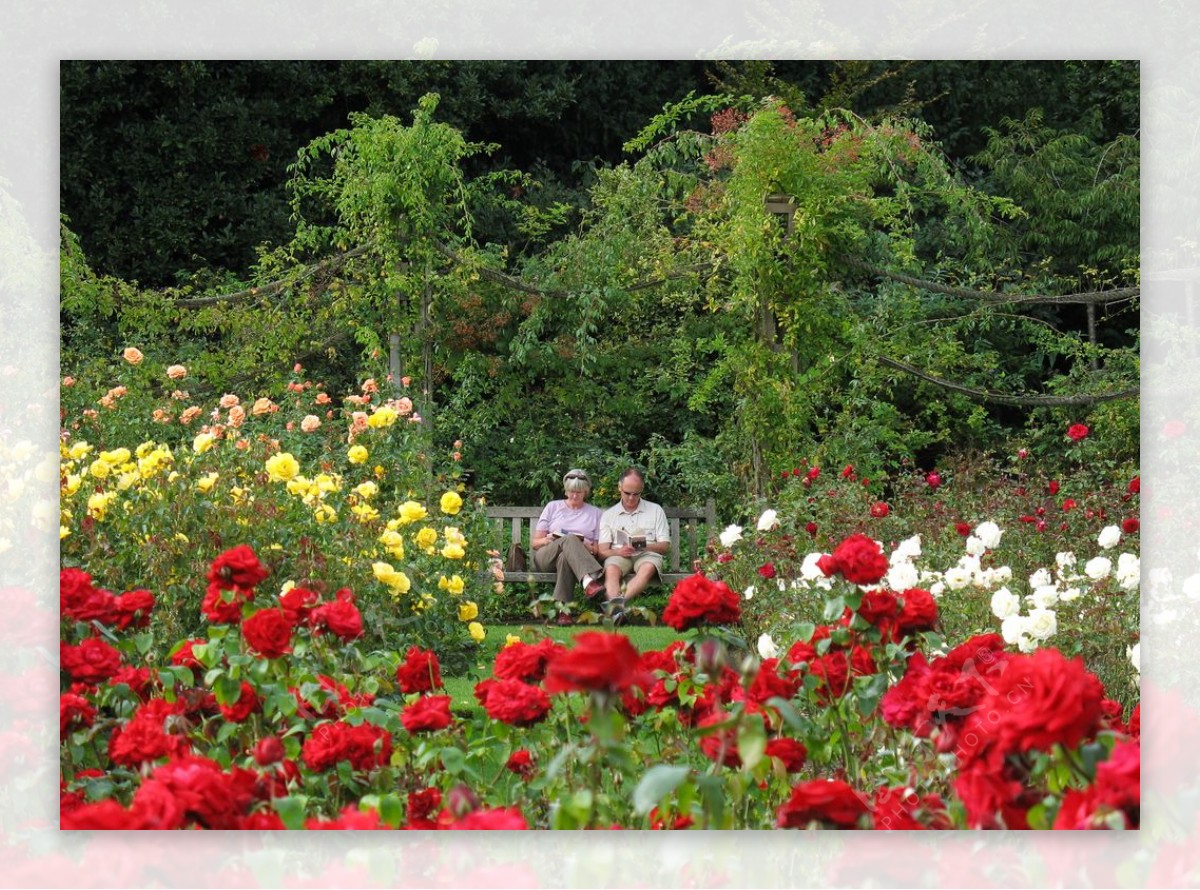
left=719, top=524, right=743, bottom=548
left=1055, top=551, right=1077, bottom=571
left=990, top=586, right=1021, bottom=619
left=1059, top=587, right=1082, bottom=602
left=1127, top=642, right=1140, bottom=675
left=991, top=565, right=1013, bottom=584
left=743, top=585, right=755, bottom=601
left=1116, top=553, right=1140, bottom=591
left=1000, top=614, right=1030, bottom=646
left=886, top=561, right=920, bottom=591
left=756, top=509, right=779, bottom=531
left=964, top=535, right=986, bottom=557
left=930, top=581, right=946, bottom=597
left=1026, top=608, right=1057, bottom=641
left=1097, top=525, right=1122, bottom=550
left=892, top=534, right=922, bottom=562
left=974, top=521, right=1003, bottom=549
left=757, top=633, right=779, bottom=660
left=1029, top=567, right=1053, bottom=589
left=943, top=566, right=971, bottom=591
left=1085, top=556, right=1113, bottom=581
left=1030, top=584, right=1060, bottom=610
left=800, top=552, right=826, bottom=581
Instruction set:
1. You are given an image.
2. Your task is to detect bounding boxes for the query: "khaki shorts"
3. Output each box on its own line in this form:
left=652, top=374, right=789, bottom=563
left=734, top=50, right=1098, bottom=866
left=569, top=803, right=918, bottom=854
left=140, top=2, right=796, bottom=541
left=604, top=551, right=664, bottom=579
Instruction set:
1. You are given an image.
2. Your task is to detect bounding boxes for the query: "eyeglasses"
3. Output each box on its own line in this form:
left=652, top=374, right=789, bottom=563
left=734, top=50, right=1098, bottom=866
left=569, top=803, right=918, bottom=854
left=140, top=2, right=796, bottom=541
left=619, top=489, right=642, bottom=498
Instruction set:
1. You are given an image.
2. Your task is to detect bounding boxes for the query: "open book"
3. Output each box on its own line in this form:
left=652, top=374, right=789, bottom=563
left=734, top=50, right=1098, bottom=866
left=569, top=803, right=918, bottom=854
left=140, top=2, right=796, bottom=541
left=614, top=528, right=648, bottom=550
left=549, top=529, right=584, bottom=541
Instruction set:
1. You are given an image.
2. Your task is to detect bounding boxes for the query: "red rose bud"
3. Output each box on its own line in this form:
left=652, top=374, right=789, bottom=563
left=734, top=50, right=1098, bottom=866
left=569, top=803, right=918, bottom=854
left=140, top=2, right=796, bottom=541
left=870, top=502, right=890, bottom=518
left=1067, top=423, right=1089, bottom=441
left=695, top=638, right=726, bottom=676
left=1063, top=499, right=1077, bottom=512
left=925, top=471, right=941, bottom=488
left=716, top=552, right=734, bottom=563
left=254, top=736, right=285, bottom=766
left=1122, top=517, right=1139, bottom=534
left=1018, top=448, right=1029, bottom=459
left=805, top=522, right=818, bottom=536
left=1048, top=481, right=1060, bottom=495
left=841, top=465, right=855, bottom=479
left=1035, top=506, right=1045, bottom=516
left=781, top=471, right=790, bottom=479
left=758, top=563, right=777, bottom=579
left=807, top=466, right=821, bottom=481
left=1036, top=520, right=1047, bottom=532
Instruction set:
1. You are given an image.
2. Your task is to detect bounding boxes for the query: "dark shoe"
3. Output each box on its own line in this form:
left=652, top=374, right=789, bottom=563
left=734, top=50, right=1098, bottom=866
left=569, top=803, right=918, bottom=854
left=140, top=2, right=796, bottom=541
left=611, top=607, right=628, bottom=627
left=584, top=579, right=605, bottom=600
left=606, top=596, right=626, bottom=626
left=554, top=612, right=574, bottom=626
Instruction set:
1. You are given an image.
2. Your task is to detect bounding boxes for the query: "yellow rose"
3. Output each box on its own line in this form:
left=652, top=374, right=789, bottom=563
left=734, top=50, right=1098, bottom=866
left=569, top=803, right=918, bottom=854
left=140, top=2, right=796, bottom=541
left=443, top=526, right=467, bottom=546
left=87, top=458, right=111, bottom=479
left=351, top=502, right=380, bottom=523
left=193, top=432, right=216, bottom=454
left=367, top=405, right=398, bottom=428
left=68, top=442, right=92, bottom=461
left=64, top=473, right=82, bottom=496
left=440, top=490, right=463, bottom=515
left=441, top=542, right=465, bottom=560
left=415, top=526, right=439, bottom=550
left=352, top=480, right=378, bottom=500
left=60, top=525, right=71, bottom=540
left=286, top=476, right=312, bottom=498
left=397, top=500, right=428, bottom=525
left=504, top=634, right=522, bottom=648
left=87, top=490, right=116, bottom=520
left=347, top=444, right=369, bottom=464
left=116, top=471, right=140, bottom=491
left=99, top=448, right=131, bottom=465
left=313, top=503, right=338, bottom=524
left=196, top=471, right=219, bottom=493
left=135, top=441, right=156, bottom=459
left=265, top=452, right=301, bottom=482
left=468, top=622, right=486, bottom=642
left=444, top=574, right=465, bottom=595
left=457, top=601, right=478, bottom=622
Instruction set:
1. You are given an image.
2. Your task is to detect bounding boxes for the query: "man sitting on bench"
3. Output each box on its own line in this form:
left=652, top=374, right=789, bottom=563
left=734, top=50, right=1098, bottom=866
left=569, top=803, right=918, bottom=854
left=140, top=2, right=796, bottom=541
left=597, top=467, right=671, bottom=626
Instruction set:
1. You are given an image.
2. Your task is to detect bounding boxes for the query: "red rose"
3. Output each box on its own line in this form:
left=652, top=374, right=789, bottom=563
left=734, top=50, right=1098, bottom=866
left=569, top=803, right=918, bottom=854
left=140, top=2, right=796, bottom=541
left=955, top=522, right=971, bottom=536
left=1067, top=423, right=1089, bottom=441
left=1122, top=517, right=1139, bottom=534
left=396, top=645, right=443, bottom=693
left=1048, top=480, right=1060, bottom=495
left=253, top=736, right=285, bottom=766
left=474, top=677, right=552, bottom=726
left=207, top=544, right=268, bottom=590
left=747, top=658, right=801, bottom=705
left=505, top=749, right=535, bottom=779
left=241, top=608, right=293, bottom=658
left=777, top=779, right=869, bottom=828
left=306, top=805, right=387, bottom=830
left=661, top=573, right=741, bottom=631
left=61, top=637, right=122, bottom=684
left=112, top=589, right=155, bottom=630
left=827, top=534, right=889, bottom=585
left=60, top=568, right=115, bottom=623
left=841, top=465, right=853, bottom=479
left=493, top=638, right=567, bottom=683
left=108, top=699, right=188, bottom=767
left=170, top=638, right=209, bottom=672
left=807, top=466, right=821, bottom=481
left=872, top=787, right=951, bottom=830
left=60, top=692, right=97, bottom=735
left=896, top=587, right=938, bottom=635
left=407, top=788, right=443, bottom=828
left=869, top=501, right=890, bottom=518
left=1062, top=498, right=1077, bottom=512
left=757, top=562, right=777, bottom=579
left=401, top=694, right=454, bottom=733
left=218, top=681, right=260, bottom=723
left=109, top=665, right=153, bottom=700
left=145, top=755, right=259, bottom=829
left=855, top=589, right=898, bottom=627
left=448, top=806, right=529, bottom=830
left=925, top=471, right=941, bottom=489
left=60, top=799, right=143, bottom=829
left=544, top=631, right=644, bottom=694
left=697, top=711, right=745, bottom=768
left=805, top=521, right=818, bottom=536
left=201, top=581, right=251, bottom=624
left=764, top=737, right=807, bottom=772
left=1128, top=476, right=1140, bottom=494
left=303, top=720, right=392, bottom=771
left=810, top=651, right=850, bottom=702
left=309, top=595, right=363, bottom=641
left=279, top=585, right=319, bottom=624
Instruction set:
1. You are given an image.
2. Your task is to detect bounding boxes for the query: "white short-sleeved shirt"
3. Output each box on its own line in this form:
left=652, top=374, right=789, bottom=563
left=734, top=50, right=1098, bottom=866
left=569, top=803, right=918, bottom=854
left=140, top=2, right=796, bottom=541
left=599, top=499, right=670, bottom=547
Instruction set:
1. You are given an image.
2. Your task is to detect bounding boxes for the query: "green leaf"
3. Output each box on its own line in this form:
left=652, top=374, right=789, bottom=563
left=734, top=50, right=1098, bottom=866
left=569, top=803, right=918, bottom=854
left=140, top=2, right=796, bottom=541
left=823, top=595, right=845, bottom=622
left=272, top=795, right=308, bottom=830
left=214, top=675, right=243, bottom=706
left=378, top=793, right=405, bottom=829
left=737, top=718, right=767, bottom=772
left=633, top=764, right=690, bottom=816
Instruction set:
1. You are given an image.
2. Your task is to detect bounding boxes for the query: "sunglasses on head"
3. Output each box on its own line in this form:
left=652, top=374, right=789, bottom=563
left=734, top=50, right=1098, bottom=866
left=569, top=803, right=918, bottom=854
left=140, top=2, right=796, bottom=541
left=565, top=473, right=587, bottom=480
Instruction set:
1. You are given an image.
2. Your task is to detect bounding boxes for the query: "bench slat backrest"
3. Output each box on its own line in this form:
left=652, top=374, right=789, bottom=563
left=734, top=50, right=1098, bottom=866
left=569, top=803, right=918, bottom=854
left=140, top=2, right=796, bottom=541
left=485, top=500, right=717, bottom=578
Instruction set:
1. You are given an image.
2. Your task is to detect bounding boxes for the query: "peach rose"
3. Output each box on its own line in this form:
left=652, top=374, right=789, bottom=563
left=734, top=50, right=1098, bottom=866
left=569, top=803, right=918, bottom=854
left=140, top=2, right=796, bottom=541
left=250, top=397, right=276, bottom=415
left=122, top=347, right=144, bottom=365
left=62, top=376, right=75, bottom=387
left=315, top=392, right=331, bottom=405
left=228, top=405, right=246, bottom=427
left=166, top=364, right=187, bottom=380
left=362, top=378, right=379, bottom=395
left=396, top=397, right=414, bottom=416
left=179, top=406, right=202, bottom=425
left=219, top=394, right=240, bottom=409
left=300, top=415, right=321, bottom=433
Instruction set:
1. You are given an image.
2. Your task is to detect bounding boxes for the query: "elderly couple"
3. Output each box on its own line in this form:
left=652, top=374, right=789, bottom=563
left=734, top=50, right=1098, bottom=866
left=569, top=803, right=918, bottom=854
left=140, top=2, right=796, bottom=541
left=532, top=467, right=669, bottom=626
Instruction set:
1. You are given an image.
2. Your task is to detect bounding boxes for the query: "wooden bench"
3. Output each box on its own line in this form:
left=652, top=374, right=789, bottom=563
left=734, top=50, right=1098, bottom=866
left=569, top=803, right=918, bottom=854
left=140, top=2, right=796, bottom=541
left=486, top=500, right=718, bottom=588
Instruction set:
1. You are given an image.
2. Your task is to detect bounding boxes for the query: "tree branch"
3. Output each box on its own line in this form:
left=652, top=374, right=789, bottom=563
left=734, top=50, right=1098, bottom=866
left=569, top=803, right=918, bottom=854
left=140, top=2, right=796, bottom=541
left=874, top=354, right=1138, bottom=407
left=171, top=246, right=371, bottom=308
